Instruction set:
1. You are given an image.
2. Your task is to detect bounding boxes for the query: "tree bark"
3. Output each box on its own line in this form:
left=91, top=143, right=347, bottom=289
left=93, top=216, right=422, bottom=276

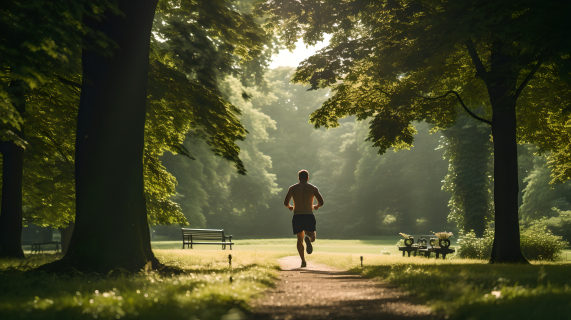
left=58, top=222, right=74, bottom=254
left=485, top=43, right=528, bottom=263
left=0, top=141, right=25, bottom=258
left=489, top=104, right=527, bottom=263
left=0, top=80, right=26, bottom=259
left=43, top=0, right=159, bottom=272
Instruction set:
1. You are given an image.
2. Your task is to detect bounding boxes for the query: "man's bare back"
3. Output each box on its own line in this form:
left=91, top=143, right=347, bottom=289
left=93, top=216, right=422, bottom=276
left=283, top=170, right=324, bottom=267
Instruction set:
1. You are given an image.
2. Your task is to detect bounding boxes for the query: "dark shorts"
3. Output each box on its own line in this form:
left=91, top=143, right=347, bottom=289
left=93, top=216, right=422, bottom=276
left=292, top=214, right=316, bottom=235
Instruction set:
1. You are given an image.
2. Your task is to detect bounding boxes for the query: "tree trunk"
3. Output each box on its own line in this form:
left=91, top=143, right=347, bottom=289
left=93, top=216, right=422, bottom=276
left=43, top=0, right=159, bottom=273
left=0, top=80, right=26, bottom=259
left=0, top=141, right=25, bottom=258
left=489, top=101, right=528, bottom=263
left=58, top=222, right=74, bottom=254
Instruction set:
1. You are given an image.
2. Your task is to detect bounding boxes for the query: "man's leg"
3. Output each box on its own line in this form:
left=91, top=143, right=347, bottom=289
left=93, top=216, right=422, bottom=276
left=296, top=231, right=306, bottom=266
left=306, top=231, right=316, bottom=242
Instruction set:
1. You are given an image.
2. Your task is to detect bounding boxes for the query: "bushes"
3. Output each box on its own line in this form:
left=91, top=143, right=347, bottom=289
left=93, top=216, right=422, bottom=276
left=528, top=208, right=571, bottom=243
left=455, top=225, right=568, bottom=260
left=454, top=228, right=493, bottom=259
left=520, top=224, right=569, bottom=260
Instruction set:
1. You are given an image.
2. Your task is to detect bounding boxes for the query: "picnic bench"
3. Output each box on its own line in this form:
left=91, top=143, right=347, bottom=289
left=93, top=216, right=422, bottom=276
left=417, top=235, right=455, bottom=259
left=182, top=228, right=233, bottom=250
left=31, top=241, right=61, bottom=254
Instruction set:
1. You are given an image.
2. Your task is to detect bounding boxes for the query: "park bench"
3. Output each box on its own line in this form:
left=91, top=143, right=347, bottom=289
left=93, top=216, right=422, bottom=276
left=31, top=241, right=61, bottom=254
left=417, top=235, right=455, bottom=259
left=181, top=228, right=233, bottom=250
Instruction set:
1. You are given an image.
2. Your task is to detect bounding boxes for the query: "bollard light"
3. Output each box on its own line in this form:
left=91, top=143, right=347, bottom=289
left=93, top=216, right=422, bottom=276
left=229, top=254, right=232, bottom=268
left=360, top=256, right=363, bottom=267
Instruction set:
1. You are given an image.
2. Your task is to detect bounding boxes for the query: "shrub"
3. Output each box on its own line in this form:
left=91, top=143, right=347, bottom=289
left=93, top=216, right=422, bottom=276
left=454, top=228, right=493, bottom=259
left=455, top=224, right=568, bottom=260
left=528, top=208, right=571, bottom=243
left=520, top=224, right=569, bottom=260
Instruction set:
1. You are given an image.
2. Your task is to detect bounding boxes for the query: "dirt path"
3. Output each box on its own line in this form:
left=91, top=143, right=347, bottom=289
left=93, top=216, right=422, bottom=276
left=251, top=256, right=441, bottom=320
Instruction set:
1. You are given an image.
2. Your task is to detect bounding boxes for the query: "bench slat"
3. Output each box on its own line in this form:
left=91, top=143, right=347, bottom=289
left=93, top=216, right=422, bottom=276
left=185, top=242, right=235, bottom=245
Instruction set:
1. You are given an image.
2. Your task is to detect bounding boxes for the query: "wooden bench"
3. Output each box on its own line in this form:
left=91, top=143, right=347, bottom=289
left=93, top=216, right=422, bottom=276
left=182, top=228, right=233, bottom=250
left=31, top=241, right=61, bottom=254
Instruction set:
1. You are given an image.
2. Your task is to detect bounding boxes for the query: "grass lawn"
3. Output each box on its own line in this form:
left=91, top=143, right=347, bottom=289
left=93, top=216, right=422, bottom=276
left=5, top=239, right=571, bottom=320
left=306, top=253, right=571, bottom=320
left=0, top=250, right=289, bottom=320
left=151, top=236, right=408, bottom=255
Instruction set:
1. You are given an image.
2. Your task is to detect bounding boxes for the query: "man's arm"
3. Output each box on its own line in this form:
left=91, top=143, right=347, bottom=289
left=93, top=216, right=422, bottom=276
left=284, top=188, right=294, bottom=211
left=313, top=187, right=324, bottom=210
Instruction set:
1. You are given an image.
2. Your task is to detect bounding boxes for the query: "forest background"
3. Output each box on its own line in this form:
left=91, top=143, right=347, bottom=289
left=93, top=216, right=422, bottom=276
left=14, top=66, right=571, bottom=241
left=3, top=0, right=571, bottom=247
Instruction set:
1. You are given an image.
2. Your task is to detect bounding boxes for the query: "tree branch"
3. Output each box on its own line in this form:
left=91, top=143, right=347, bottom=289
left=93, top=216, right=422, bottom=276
left=514, top=55, right=543, bottom=100
left=417, top=90, right=492, bottom=125
left=465, top=39, right=488, bottom=80
left=56, top=76, right=82, bottom=89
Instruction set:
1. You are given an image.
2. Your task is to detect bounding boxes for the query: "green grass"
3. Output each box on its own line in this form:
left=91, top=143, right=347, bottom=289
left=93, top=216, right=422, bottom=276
left=306, top=253, right=571, bottom=320
left=5, top=239, right=571, bottom=320
left=0, top=250, right=289, bottom=320
left=151, top=236, right=407, bottom=255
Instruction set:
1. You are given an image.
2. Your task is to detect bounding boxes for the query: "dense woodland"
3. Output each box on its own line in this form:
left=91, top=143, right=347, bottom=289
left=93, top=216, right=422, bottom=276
left=1, top=0, right=571, bottom=270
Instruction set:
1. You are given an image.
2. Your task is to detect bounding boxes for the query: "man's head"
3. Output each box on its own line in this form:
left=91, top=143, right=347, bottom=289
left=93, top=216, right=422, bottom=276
left=298, top=169, right=309, bottom=182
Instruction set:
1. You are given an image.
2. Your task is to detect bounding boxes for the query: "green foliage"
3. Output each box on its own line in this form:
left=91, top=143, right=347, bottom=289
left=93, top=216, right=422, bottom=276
left=456, top=225, right=568, bottom=260
left=159, top=67, right=452, bottom=237
left=520, top=224, right=569, bottom=261
left=520, top=154, right=571, bottom=221
left=0, top=0, right=116, bottom=129
left=455, top=229, right=494, bottom=260
left=526, top=208, right=571, bottom=244
left=1, top=0, right=273, bottom=229
left=441, top=115, right=493, bottom=236
left=160, top=75, right=281, bottom=233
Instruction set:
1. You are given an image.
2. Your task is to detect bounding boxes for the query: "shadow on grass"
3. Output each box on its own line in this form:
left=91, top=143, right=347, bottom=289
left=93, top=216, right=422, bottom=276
left=0, top=255, right=276, bottom=320
left=350, top=263, right=571, bottom=319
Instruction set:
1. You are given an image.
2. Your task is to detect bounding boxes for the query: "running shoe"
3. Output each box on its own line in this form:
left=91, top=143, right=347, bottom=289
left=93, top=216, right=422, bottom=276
left=305, top=235, right=313, bottom=254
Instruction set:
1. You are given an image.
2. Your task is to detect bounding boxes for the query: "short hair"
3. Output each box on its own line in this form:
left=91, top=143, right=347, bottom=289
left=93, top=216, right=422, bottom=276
left=298, top=170, right=309, bottom=180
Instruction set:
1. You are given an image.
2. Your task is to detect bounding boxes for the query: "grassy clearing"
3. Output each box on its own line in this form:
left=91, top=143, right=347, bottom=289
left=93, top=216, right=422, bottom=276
left=306, top=253, right=571, bottom=320
left=151, top=236, right=406, bottom=254
left=0, top=250, right=289, bottom=320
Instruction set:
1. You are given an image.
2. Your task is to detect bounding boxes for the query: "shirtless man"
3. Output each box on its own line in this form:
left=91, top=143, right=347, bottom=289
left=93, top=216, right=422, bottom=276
left=283, top=169, right=324, bottom=268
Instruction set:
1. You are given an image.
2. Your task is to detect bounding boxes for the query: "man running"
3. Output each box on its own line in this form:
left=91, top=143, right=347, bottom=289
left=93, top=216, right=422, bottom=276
left=283, top=169, right=324, bottom=268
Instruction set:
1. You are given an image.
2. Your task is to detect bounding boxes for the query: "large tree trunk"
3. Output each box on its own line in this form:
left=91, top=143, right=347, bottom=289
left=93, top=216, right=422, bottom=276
left=43, top=0, right=159, bottom=273
left=489, top=101, right=528, bottom=263
left=0, top=142, right=25, bottom=258
left=484, top=41, right=528, bottom=264
left=58, top=222, right=74, bottom=254
left=0, top=81, right=26, bottom=259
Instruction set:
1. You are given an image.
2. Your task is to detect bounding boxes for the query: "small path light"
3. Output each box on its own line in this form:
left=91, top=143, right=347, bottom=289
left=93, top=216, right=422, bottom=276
left=229, top=254, right=232, bottom=268
left=230, top=276, right=233, bottom=283
left=360, top=256, right=363, bottom=267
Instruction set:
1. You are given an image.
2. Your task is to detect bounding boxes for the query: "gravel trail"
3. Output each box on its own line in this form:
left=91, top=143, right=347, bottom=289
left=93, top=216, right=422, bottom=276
left=251, top=256, right=441, bottom=320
